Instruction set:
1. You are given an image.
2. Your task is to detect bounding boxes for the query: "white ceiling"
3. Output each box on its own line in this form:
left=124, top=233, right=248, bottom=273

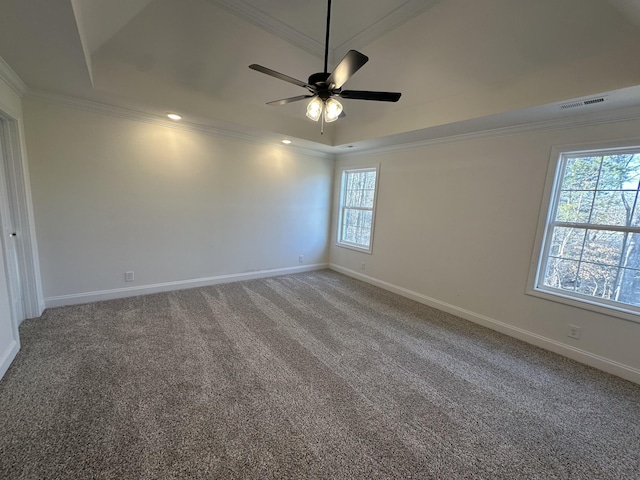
left=1, top=0, right=640, bottom=151
left=232, top=0, right=410, bottom=47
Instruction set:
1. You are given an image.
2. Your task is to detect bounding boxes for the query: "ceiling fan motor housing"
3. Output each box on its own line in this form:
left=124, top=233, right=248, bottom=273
left=308, top=72, right=330, bottom=85
left=308, top=72, right=334, bottom=99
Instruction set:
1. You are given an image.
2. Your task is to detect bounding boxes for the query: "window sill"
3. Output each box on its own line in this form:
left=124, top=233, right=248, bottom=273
left=526, top=287, right=640, bottom=325
left=335, top=242, right=373, bottom=254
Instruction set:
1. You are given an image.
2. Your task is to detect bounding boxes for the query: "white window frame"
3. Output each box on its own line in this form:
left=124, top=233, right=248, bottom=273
left=527, top=140, right=640, bottom=324
left=336, top=164, right=380, bottom=254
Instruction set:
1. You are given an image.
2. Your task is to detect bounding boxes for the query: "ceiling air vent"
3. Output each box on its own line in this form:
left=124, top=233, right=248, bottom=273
left=560, top=97, right=607, bottom=110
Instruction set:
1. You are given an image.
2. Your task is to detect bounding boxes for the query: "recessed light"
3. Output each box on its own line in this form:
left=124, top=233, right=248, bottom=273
left=167, top=113, right=182, bottom=121
left=281, top=139, right=292, bottom=145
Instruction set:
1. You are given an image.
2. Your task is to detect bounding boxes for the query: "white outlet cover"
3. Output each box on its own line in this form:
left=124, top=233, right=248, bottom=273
left=568, top=324, right=581, bottom=339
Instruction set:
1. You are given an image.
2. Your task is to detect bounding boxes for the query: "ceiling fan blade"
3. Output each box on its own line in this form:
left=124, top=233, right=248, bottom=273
left=326, top=50, right=368, bottom=89
left=339, top=90, right=402, bottom=102
left=266, top=95, right=313, bottom=106
left=249, top=64, right=308, bottom=88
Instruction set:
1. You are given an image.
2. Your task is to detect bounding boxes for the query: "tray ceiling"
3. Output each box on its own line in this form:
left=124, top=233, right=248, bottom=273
left=1, top=0, right=640, bottom=150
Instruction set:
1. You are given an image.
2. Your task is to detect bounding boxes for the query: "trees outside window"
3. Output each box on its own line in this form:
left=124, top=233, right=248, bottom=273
left=534, top=146, right=640, bottom=317
left=337, top=166, right=379, bottom=253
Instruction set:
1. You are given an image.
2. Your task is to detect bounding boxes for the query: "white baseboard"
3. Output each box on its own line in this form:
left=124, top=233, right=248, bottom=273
left=38, top=300, right=46, bottom=317
left=18, top=300, right=45, bottom=326
left=0, top=338, right=19, bottom=381
left=45, top=264, right=328, bottom=309
left=329, top=264, right=640, bottom=385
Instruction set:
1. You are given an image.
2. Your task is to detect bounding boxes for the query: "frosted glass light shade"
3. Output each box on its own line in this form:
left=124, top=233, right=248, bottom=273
left=324, top=98, right=343, bottom=123
left=306, top=97, right=323, bottom=121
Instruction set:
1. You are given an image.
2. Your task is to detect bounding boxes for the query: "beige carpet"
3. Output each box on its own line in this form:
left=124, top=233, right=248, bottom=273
left=1, top=270, right=639, bottom=479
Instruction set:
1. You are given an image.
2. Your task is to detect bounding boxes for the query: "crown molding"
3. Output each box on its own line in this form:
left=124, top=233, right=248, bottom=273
left=339, top=104, right=640, bottom=158
left=333, top=0, right=445, bottom=60
left=0, top=56, right=28, bottom=97
left=209, top=0, right=324, bottom=58
left=24, top=89, right=640, bottom=162
left=24, top=90, right=333, bottom=159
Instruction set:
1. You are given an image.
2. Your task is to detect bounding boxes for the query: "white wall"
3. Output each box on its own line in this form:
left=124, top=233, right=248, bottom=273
left=331, top=117, right=640, bottom=383
left=23, top=97, right=333, bottom=304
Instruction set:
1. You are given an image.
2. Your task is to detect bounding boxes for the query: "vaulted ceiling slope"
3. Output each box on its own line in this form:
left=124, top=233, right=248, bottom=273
left=1, top=0, right=640, bottom=150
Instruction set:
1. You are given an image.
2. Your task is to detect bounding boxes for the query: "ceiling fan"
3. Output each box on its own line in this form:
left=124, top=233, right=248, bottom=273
left=249, top=0, right=401, bottom=132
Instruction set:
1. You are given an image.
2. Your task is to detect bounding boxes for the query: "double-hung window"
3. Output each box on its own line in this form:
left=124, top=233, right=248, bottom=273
left=337, top=166, right=379, bottom=253
left=530, top=144, right=640, bottom=321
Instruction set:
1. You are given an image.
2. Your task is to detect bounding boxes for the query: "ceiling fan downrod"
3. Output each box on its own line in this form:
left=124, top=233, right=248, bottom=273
left=324, top=0, right=332, bottom=74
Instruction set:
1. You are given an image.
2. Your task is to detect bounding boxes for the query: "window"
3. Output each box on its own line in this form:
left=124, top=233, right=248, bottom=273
left=337, top=166, right=379, bottom=253
left=531, top=144, right=640, bottom=321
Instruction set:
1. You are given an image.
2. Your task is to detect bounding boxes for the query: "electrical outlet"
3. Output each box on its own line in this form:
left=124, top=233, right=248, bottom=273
left=361, top=262, right=366, bottom=271
left=568, top=324, right=581, bottom=339
left=125, top=271, right=134, bottom=282
left=299, top=255, right=304, bottom=264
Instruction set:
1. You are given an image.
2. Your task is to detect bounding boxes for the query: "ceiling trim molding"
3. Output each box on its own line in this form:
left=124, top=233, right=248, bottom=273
left=0, top=56, right=28, bottom=97
left=333, top=0, right=445, bottom=60
left=208, top=0, right=444, bottom=61
left=209, top=0, right=324, bottom=58
left=24, top=90, right=640, bottom=161
left=24, top=90, right=333, bottom=159
left=339, top=105, right=640, bottom=158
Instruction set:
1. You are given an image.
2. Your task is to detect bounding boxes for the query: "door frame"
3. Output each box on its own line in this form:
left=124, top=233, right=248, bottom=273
left=0, top=106, right=44, bottom=322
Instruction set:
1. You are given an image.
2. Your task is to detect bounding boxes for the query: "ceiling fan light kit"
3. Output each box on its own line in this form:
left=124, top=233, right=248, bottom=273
left=249, top=0, right=401, bottom=133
